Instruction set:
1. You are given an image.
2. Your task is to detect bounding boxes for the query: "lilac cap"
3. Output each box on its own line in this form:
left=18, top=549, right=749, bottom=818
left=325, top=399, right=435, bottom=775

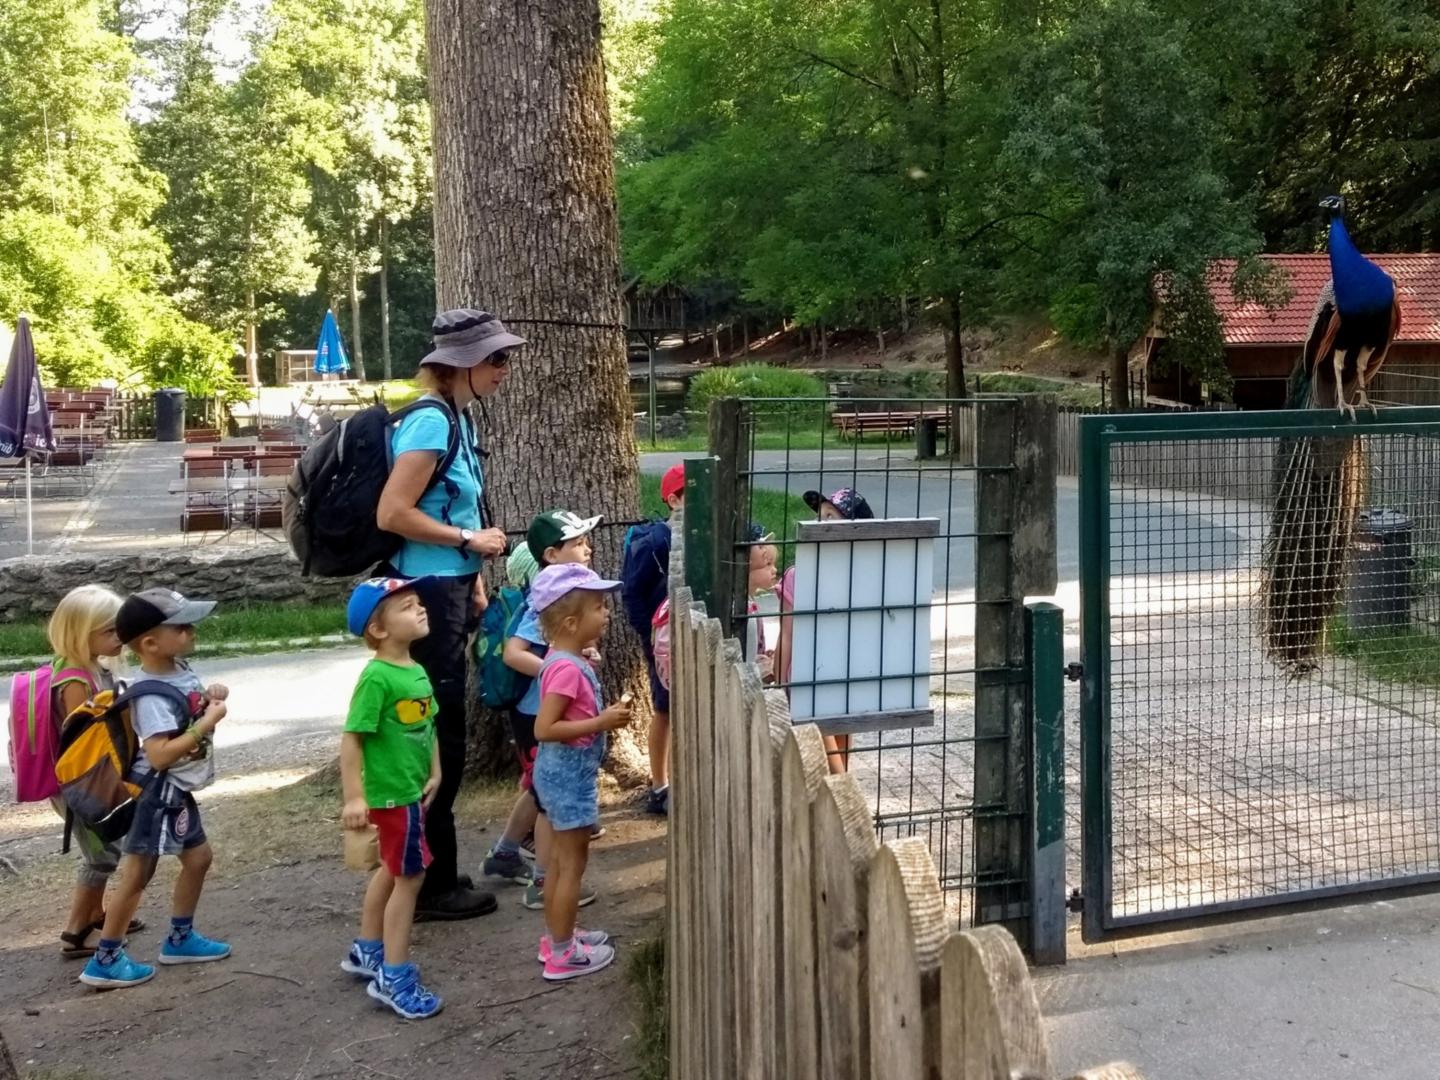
left=529, top=563, right=622, bottom=613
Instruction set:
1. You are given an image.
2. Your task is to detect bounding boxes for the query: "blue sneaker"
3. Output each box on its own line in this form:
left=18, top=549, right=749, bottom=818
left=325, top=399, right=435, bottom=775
left=341, top=941, right=384, bottom=980
left=158, top=929, right=232, bottom=965
left=79, top=951, right=155, bottom=990
left=367, top=962, right=443, bottom=1020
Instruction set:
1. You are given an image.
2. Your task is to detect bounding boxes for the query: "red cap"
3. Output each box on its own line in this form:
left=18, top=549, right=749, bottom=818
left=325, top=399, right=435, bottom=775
left=660, top=462, right=686, bottom=504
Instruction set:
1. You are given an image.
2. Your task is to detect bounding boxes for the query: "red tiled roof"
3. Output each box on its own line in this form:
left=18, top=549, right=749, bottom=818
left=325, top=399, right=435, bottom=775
left=1209, top=254, right=1440, bottom=345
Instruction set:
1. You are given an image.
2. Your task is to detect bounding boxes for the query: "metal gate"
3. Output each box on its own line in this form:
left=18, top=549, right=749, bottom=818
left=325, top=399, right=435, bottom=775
left=688, top=394, right=1062, bottom=957
left=1079, top=406, right=1440, bottom=940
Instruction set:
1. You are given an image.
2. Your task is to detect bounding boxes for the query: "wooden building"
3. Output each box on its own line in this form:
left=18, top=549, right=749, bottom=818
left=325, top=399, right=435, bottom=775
left=1142, top=254, right=1440, bottom=408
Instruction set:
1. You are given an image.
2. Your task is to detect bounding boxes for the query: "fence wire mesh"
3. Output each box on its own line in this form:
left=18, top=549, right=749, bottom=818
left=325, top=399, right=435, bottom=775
left=722, top=395, right=1027, bottom=926
left=1095, top=417, right=1440, bottom=928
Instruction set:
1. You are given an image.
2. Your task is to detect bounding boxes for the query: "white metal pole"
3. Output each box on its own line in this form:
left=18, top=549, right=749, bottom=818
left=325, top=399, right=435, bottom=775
left=25, top=454, right=33, bottom=554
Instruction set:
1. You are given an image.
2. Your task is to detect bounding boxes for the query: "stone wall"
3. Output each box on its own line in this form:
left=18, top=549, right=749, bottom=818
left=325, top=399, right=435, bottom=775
left=0, top=544, right=357, bottom=622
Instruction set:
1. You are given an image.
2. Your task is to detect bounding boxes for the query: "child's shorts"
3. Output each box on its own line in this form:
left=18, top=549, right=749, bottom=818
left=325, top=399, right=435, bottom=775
left=508, top=710, right=538, bottom=792
left=643, top=642, right=669, bottom=715
left=369, top=803, right=432, bottom=878
left=123, top=777, right=207, bottom=856
left=532, top=737, right=606, bottom=832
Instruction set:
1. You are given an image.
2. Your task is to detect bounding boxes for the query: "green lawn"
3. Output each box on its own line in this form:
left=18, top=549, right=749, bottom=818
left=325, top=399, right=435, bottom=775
left=1329, top=616, right=1440, bottom=687
left=0, top=603, right=350, bottom=668
left=641, top=426, right=921, bottom=453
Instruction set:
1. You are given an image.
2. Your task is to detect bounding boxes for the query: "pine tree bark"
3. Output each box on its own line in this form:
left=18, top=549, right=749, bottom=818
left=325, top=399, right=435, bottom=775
left=426, top=0, right=648, bottom=785
left=348, top=258, right=367, bottom=381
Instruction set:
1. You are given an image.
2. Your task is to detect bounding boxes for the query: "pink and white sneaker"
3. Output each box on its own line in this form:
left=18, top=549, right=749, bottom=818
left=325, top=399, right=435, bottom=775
left=538, top=929, right=611, bottom=963
left=542, top=938, right=616, bottom=981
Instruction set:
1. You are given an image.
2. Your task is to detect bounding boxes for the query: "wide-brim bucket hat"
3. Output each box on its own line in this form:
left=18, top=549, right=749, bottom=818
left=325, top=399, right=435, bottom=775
left=420, top=308, right=527, bottom=368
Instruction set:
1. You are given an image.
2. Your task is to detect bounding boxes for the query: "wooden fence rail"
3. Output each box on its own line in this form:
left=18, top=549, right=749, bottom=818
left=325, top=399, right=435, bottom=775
left=666, top=578, right=1143, bottom=1080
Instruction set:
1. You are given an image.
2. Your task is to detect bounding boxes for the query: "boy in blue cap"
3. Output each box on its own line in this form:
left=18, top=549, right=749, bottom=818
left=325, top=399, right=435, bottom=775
left=339, top=577, right=444, bottom=1020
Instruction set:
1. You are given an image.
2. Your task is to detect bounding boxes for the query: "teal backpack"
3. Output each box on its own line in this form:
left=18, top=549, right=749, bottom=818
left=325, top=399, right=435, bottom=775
left=476, top=585, right=531, bottom=709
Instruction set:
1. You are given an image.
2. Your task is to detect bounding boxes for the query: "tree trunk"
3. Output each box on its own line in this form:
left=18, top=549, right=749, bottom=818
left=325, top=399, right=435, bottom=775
left=1109, top=340, right=1131, bottom=411
left=380, top=218, right=393, bottom=381
left=244, top=290, right=259, bottom=387
left=900, top=294, right=910, bottom=334
left=348, top=258, right=367, bottom=381
left=427, top=0, right=647, bottom=785
left=742, top=316, right=750, bottom=354
left=820, top=323, right=828, bottom=363
left=942, top=292, right=972, bottom=463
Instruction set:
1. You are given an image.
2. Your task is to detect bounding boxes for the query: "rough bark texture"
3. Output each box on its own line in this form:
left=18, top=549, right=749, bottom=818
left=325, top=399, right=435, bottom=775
left=426, top=0, right=648, bottom=785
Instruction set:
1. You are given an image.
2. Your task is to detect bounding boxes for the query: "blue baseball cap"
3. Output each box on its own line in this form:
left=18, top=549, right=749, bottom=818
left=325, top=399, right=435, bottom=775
left=347, top=577, right=436, bottom=636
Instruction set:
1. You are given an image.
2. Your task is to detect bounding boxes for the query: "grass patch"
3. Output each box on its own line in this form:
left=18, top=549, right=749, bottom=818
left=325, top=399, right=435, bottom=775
left=0, top=603, right=350, bottom=669
left=626, top=935, right=668, bottom=1080
left=639, top=474, right=812, bottom=558
left=977, top=371, right=1103, bottom=407
left=1328, top=617, right=1440, bottom=687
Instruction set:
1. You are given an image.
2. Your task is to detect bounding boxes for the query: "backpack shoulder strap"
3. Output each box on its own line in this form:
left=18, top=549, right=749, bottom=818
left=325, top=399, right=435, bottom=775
left=391, top=398, right=462, bottom=498
left=113, top=680, right=194, bottom=736
left=50, top=665, right=96, bottom=691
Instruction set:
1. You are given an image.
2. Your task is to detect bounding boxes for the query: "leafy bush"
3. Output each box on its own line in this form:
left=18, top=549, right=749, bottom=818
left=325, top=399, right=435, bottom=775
left=1047, top=283, right=1107, bottom=352
left=687, top=363, right=825, bottom=411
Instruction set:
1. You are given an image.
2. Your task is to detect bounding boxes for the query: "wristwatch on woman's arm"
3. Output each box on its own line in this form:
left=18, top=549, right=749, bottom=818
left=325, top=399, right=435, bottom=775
left=456, top=528, right=474, bottom=553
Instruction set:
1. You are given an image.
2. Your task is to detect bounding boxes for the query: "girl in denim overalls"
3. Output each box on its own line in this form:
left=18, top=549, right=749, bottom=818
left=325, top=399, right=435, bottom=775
left=527, top=564, right=633, bottom=981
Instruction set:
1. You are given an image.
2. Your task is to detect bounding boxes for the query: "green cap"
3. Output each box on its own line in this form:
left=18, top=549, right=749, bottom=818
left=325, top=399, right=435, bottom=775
left=527, top=509, right=602, bottom=563
left=506, top=544, right=540, bottom=589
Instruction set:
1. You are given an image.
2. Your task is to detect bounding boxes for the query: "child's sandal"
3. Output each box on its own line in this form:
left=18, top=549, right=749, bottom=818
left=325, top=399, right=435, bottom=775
left=92, top=916, right=146, bottom=935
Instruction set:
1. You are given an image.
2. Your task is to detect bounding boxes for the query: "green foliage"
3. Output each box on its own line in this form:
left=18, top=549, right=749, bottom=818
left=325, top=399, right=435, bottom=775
left=1329, top=617, right=1440, bottom=688
left=687, top=364, right=825, bottom=410
left=1047, top=285, right=1107, bottom=353
left=625, top=936, right=668, bottom=1080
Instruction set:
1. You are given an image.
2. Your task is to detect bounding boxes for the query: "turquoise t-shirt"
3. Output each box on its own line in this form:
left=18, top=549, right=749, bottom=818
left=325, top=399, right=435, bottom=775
left=389, top=398, right=484, bottom=578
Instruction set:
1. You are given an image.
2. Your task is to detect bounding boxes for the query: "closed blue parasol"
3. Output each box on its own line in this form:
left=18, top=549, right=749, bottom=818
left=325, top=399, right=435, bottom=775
left=0, top=315, right=55, bottom=552
left=314, top=309, right=351, bottom=376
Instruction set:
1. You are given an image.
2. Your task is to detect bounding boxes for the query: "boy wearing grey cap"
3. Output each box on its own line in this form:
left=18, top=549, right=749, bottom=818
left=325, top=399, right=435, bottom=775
left=79, top=588, right=231, bottom=990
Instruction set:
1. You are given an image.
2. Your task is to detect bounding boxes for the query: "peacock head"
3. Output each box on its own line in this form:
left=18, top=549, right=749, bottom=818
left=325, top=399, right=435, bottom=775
left=1319, top=194, right=1347, bottom=220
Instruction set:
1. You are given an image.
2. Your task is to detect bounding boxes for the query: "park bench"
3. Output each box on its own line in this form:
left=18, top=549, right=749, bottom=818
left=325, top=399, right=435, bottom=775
left=832, top=408, right=950, bottom=440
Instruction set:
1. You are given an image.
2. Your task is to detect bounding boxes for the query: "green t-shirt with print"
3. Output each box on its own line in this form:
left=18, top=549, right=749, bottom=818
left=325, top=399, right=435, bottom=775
left=344, top=659, right=437, bottom=808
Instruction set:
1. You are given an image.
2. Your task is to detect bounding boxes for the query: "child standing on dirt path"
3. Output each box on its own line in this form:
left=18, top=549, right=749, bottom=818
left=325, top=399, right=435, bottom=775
left=45, top=585, right=148, bottom=960
left=80, top=588, right=230, bottom=990
left=529, top=563, right=632, bottom=981
left=340, top=577, right=445, bottom=1020
left=488, top=509, right=605, bottom=912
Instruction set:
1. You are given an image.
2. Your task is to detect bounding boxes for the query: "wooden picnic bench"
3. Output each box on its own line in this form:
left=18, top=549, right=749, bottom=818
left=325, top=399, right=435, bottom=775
left=832, top=408, right=950, bottom=440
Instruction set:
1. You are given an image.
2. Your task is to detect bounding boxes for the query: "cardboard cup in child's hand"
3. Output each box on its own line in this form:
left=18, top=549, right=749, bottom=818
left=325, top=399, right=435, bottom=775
left=344, top=825, right=379, bottom=872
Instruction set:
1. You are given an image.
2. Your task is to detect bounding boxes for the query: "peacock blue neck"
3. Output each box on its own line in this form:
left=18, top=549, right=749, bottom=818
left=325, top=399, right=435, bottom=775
left=1328, top=215, right=1394, bottom=314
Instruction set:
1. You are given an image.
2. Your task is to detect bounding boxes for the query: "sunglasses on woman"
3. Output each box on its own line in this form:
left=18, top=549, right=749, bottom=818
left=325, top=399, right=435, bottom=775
left=486, top=350, right=510, bottom=368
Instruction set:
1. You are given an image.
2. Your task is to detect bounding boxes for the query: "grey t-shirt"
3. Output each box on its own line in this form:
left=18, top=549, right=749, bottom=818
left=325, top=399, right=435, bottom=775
left=130, top=664, right=214, bottom=791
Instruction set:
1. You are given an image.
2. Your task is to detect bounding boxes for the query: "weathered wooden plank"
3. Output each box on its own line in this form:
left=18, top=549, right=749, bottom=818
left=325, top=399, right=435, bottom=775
left=711, top=637, right=741, bottom=1076
left=940, top=925, right=1052, bottom=1079
left=867, top=839, right=948, bottom=1080
left=780, top=723, right=828, bottom=1079
left=807, top=709, right=935, bottom=736
left=813, top=774, right=878, bottom=1080
left=1068, top=1065, right=1147, bottom=1080
left=756, top=688, right=792, bottom=1077
left=666, top=586, right=690, bottom=1080
left=1013, top=395, right=1059, bottom=597
left=795, top=518, right=942, bottom=543
left=698, top=616, right=727, bottom=1077
left=730, top=659, right=764, bottom=1076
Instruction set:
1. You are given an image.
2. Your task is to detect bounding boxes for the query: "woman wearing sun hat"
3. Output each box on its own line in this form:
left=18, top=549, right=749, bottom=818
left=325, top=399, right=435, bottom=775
left=376, top=308, right=522, bottom=921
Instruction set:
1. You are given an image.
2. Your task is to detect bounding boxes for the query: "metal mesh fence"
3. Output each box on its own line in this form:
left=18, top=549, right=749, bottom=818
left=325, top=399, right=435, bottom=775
left=722, top=396, right=1027, bottom=925
left=1099, top=422, right=1440, bottom=927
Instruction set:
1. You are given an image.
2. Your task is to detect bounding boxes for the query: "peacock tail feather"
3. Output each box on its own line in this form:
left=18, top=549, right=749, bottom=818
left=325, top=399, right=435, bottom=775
left=1260, top=433, right=1366, bottom=671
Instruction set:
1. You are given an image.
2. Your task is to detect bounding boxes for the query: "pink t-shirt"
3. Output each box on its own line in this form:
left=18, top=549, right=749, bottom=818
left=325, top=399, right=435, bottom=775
left=539, top=656, right=601, bottom=747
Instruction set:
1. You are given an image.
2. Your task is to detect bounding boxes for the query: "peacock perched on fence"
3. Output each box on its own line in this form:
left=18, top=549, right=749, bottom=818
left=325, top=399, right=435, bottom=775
left=1260, top=195, right=1403, bottom=671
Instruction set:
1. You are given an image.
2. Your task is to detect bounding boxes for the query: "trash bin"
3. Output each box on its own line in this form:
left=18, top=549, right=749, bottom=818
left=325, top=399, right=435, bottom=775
left=1345, top=508, right=1414, bottom=632
left=915, top=415, right=940, bottom=460
left=154, top=387, right=186, bottom=442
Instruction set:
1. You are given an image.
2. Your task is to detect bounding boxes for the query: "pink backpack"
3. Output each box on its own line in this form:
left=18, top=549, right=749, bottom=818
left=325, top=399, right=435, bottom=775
left=8, top=663, right=93, bottom=803
left=652, top=599, right=672, bottom=692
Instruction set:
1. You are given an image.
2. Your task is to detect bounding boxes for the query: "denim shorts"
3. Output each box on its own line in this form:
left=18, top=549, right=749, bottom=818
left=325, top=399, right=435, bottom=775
left=123, top=776, right=207, bottom=856
left=532, top=735, right=607, bottom=832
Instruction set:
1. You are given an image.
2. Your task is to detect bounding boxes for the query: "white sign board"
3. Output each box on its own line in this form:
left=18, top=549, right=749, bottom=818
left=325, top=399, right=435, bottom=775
left=787, top=518, right=938, bottom=731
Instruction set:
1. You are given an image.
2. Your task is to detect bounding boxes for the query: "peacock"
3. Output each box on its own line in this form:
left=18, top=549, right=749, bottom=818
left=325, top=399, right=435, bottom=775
left=1260, top=195, right=1403, bottom=671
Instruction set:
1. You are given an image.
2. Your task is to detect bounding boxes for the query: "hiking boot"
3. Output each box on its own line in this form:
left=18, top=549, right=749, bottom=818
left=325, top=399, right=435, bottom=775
left=645, top=786, right=669, bottom=816
left=340, top=940, right=384, bottom=980
left=79, top=950, right=155, bottom=990
left=522, top=879, right=597, bottom=911
left=483, top=847, right=533, bottom=883
left=538, top=928, right=611, bottom=963
left=414, top=886, right=498, bottom=923
left=367, top=962, right=443, bottom=1020
left=542, top=940, right=616, bottom=982
left=158, top=929, right=232, bottom=965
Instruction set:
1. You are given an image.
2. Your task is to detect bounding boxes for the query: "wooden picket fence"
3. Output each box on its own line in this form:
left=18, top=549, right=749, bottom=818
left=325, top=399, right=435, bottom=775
left=666, top=579, right=1144, bottom=1080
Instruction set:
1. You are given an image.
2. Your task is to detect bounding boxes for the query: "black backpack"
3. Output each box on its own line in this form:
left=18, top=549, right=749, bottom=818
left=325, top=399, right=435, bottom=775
left=283, top=398, right=461, bottom=577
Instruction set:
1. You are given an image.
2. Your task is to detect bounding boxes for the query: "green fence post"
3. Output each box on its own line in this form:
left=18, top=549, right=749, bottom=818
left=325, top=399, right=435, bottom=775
left=683, top=456, right=720, bottom=616
left=1026, top=601, right=1067, bottom=965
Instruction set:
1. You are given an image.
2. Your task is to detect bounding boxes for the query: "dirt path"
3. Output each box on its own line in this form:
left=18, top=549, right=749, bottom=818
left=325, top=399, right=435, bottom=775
left=0, top=777, right=666, bottom=1080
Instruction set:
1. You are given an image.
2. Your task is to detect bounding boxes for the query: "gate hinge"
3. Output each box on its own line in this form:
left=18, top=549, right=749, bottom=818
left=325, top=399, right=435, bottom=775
left=1064, top=662, right=1084, bottom=682
left=1066, top=888, right=1085, bottom=913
